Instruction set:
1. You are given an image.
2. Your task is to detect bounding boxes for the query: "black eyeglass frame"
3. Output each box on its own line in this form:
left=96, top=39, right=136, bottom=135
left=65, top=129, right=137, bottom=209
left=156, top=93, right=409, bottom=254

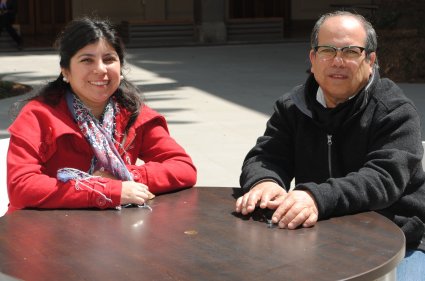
left=313, top=45, right=367, bottom=58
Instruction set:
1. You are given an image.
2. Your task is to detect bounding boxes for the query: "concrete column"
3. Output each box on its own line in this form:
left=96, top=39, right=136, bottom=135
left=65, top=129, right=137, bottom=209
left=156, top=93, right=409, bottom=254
left=194, top=0, right=226, bottom=43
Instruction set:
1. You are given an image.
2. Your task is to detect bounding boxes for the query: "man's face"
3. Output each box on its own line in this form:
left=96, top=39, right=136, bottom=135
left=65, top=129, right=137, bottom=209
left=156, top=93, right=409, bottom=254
left=309, top=15, right=376, bottom=108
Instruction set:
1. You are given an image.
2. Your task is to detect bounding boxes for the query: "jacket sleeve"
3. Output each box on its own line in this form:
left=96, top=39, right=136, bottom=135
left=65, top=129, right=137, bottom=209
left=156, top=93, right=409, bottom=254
left=240, top=96, right=295, bottom=191
left=126, top=118, right=197, bottom=194
left=298, top=101, right=424, bottom=219
left=7, top=107, right=122, bottom=211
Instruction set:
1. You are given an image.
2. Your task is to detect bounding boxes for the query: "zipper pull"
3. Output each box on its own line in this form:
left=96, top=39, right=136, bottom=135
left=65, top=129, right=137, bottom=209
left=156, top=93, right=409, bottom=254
left=327, top=134, right=333, bottom=178
left=327, top=134, right=332, bottom=145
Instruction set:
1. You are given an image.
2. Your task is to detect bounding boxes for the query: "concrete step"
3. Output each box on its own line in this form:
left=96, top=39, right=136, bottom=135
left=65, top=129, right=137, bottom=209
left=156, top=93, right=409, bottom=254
left=0, top=34, right=19, bottom=51
left=121, top=21, right=195, bottom=48
left=227, top=18, right=284, bottom=42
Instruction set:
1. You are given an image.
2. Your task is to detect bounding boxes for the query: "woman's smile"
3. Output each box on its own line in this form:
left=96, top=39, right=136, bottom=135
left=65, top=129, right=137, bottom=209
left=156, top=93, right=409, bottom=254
left=89, top=80, right=110, bottom=87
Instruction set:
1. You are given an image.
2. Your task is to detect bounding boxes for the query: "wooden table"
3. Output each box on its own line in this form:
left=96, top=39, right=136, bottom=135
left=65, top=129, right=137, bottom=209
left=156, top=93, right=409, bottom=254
left=0, top=187, right=405, bottom=281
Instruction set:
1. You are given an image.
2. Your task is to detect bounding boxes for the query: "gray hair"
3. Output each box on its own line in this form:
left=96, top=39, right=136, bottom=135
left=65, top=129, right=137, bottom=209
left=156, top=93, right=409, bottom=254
left=310, top=11, right=377, bottom=62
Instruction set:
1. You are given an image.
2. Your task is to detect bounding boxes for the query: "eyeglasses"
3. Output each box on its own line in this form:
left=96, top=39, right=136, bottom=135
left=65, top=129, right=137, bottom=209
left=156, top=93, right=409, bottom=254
left=314, top=45, right=366, bottom=60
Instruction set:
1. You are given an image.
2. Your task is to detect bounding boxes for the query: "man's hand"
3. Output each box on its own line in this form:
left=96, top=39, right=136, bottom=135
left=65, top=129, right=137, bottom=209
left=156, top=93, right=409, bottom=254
left=235, top=181, right=287, bottom=215
left=270, top=190, right=318, bottom=229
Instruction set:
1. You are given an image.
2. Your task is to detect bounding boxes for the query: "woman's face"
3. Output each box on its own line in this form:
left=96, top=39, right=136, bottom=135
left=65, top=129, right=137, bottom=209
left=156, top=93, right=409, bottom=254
left=62, top=38, right=121, bottom=117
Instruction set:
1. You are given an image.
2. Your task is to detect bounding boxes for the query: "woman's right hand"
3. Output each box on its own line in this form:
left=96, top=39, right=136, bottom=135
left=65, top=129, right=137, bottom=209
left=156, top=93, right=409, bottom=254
left=120, top=181, right=155, bottom=205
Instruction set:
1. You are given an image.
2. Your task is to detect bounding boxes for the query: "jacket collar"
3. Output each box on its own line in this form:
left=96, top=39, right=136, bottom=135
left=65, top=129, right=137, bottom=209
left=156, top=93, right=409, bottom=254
left=52, top=96, right=134, bottom=149
left=291, top=66, right=379, bottom=119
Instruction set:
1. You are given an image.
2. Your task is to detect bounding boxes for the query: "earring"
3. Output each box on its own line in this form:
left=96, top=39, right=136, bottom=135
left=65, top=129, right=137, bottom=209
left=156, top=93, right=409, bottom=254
left=120, top=75, right=124, bottom=80
left=63, top=77, right=68, bottom=83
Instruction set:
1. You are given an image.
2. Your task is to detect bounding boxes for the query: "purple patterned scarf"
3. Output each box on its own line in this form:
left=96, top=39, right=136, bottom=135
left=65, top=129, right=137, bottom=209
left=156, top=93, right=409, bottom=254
left=57, top=91, right=133, bottom=203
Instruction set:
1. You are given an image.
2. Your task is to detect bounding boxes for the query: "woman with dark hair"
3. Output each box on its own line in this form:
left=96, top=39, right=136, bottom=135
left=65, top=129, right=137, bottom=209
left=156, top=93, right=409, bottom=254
left=6, top=17, right=197, bottom=212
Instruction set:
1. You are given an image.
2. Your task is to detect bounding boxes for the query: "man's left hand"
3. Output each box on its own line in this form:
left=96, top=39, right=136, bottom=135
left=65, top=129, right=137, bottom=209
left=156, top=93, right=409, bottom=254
left=269, top=190, right=319, bottom=229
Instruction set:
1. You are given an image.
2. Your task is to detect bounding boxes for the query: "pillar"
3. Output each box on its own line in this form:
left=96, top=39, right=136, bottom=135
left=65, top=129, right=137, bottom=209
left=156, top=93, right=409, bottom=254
left=194, top=0, right=226, bottom=43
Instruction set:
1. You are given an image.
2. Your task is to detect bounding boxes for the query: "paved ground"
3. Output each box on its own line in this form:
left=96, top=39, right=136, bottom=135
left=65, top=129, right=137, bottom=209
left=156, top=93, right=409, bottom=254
left=1, top=42, right=425, bottom=187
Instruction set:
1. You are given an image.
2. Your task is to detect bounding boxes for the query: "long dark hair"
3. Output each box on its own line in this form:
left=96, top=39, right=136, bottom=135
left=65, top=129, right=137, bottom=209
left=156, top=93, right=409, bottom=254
left=17, top=17, right=142, bottom=132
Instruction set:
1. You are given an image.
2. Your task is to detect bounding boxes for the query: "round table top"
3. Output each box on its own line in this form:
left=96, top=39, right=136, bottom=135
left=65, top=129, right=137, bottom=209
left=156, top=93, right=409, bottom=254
left=0, top=187, right=405, bottom=281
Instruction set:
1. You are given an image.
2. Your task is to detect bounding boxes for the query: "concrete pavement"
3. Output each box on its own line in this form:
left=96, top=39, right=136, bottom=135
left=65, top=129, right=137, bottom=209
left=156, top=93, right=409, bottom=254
left=1, top=42, right=425, bottom=187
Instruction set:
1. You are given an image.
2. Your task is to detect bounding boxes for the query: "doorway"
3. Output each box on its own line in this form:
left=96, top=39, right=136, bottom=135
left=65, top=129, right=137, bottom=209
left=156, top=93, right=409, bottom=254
left=17, top=0, right=72, bottom=47
left=228, top=0, right=286, bottom=19
left=226, top=0, right=291, bottom=40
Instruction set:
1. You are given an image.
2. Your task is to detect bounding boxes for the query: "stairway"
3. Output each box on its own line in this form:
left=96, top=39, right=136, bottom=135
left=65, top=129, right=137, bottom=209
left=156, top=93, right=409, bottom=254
left=226, top=18, right=284, bottom=42
left=0, top=34, right=19, bottom=51
left=120, top=20, right=196, bottom=48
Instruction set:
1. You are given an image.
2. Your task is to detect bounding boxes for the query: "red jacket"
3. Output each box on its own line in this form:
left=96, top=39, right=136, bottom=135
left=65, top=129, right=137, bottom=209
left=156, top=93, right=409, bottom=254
left=7, top=97, right=196, bottom=212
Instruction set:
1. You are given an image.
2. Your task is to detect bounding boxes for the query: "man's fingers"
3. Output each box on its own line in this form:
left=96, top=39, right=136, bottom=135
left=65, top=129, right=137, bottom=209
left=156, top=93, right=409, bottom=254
left=235, top=196, right=243, bottom=212
left=275, top=205, right=318, bottom=229
left=235, top=182, right=288, bottom=215
left=271, top=198, right=294, bottom=224
left=243, top=192, right=260, bottom=214
left=266, top=193, right=286, bottom=209
left=259, top=192, right=271, bottom=208
left=286, top=208, right=311, bottom=229
left=302, top=211, right=318, bottom=228
left=235, top=192, right=259, bottom=215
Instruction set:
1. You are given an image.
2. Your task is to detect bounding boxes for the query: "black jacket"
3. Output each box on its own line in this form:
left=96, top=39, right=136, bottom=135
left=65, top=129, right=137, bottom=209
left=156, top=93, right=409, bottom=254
left=240, top=69, right=425, bottom=250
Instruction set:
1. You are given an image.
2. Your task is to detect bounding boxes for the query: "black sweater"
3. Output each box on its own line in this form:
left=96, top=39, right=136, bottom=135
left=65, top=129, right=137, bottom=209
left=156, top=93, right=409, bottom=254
left=240, top=70, right=425, bottom=250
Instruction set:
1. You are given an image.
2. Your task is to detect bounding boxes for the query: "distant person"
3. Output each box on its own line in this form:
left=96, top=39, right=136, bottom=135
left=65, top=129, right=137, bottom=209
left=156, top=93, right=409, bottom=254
left=7, top=17, right=196, bottom=212
left=0, top=0, right=23, bottom=49
left=235, top=11, right=425, bottom=280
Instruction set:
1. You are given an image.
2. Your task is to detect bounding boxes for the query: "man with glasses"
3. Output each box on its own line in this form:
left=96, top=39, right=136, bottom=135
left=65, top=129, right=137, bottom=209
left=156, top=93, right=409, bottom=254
left=235, top=11, right=425, bottom=279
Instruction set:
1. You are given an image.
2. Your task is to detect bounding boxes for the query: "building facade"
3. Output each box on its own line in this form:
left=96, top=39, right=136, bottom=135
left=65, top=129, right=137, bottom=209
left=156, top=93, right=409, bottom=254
left=12, top=0, right=375, bottom=48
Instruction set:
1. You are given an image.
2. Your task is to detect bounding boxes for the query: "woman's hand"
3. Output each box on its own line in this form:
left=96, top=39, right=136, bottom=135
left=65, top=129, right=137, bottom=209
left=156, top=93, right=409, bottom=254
left=120, top=181, right=155, bottom=205
left=93, top=170, right=155, bottom=204
left=93, top=170, right=117, bottom=179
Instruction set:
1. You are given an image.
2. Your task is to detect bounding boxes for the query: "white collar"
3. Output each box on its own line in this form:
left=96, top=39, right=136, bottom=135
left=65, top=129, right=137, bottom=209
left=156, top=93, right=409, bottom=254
left=316, top=87, right=327, bottom=108
left=316, top=87, right=357, bottom=108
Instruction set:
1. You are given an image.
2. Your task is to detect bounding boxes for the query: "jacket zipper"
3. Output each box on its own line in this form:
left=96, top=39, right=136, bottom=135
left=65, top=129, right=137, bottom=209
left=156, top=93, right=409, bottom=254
left=327, top=134, right=333, bottom=178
